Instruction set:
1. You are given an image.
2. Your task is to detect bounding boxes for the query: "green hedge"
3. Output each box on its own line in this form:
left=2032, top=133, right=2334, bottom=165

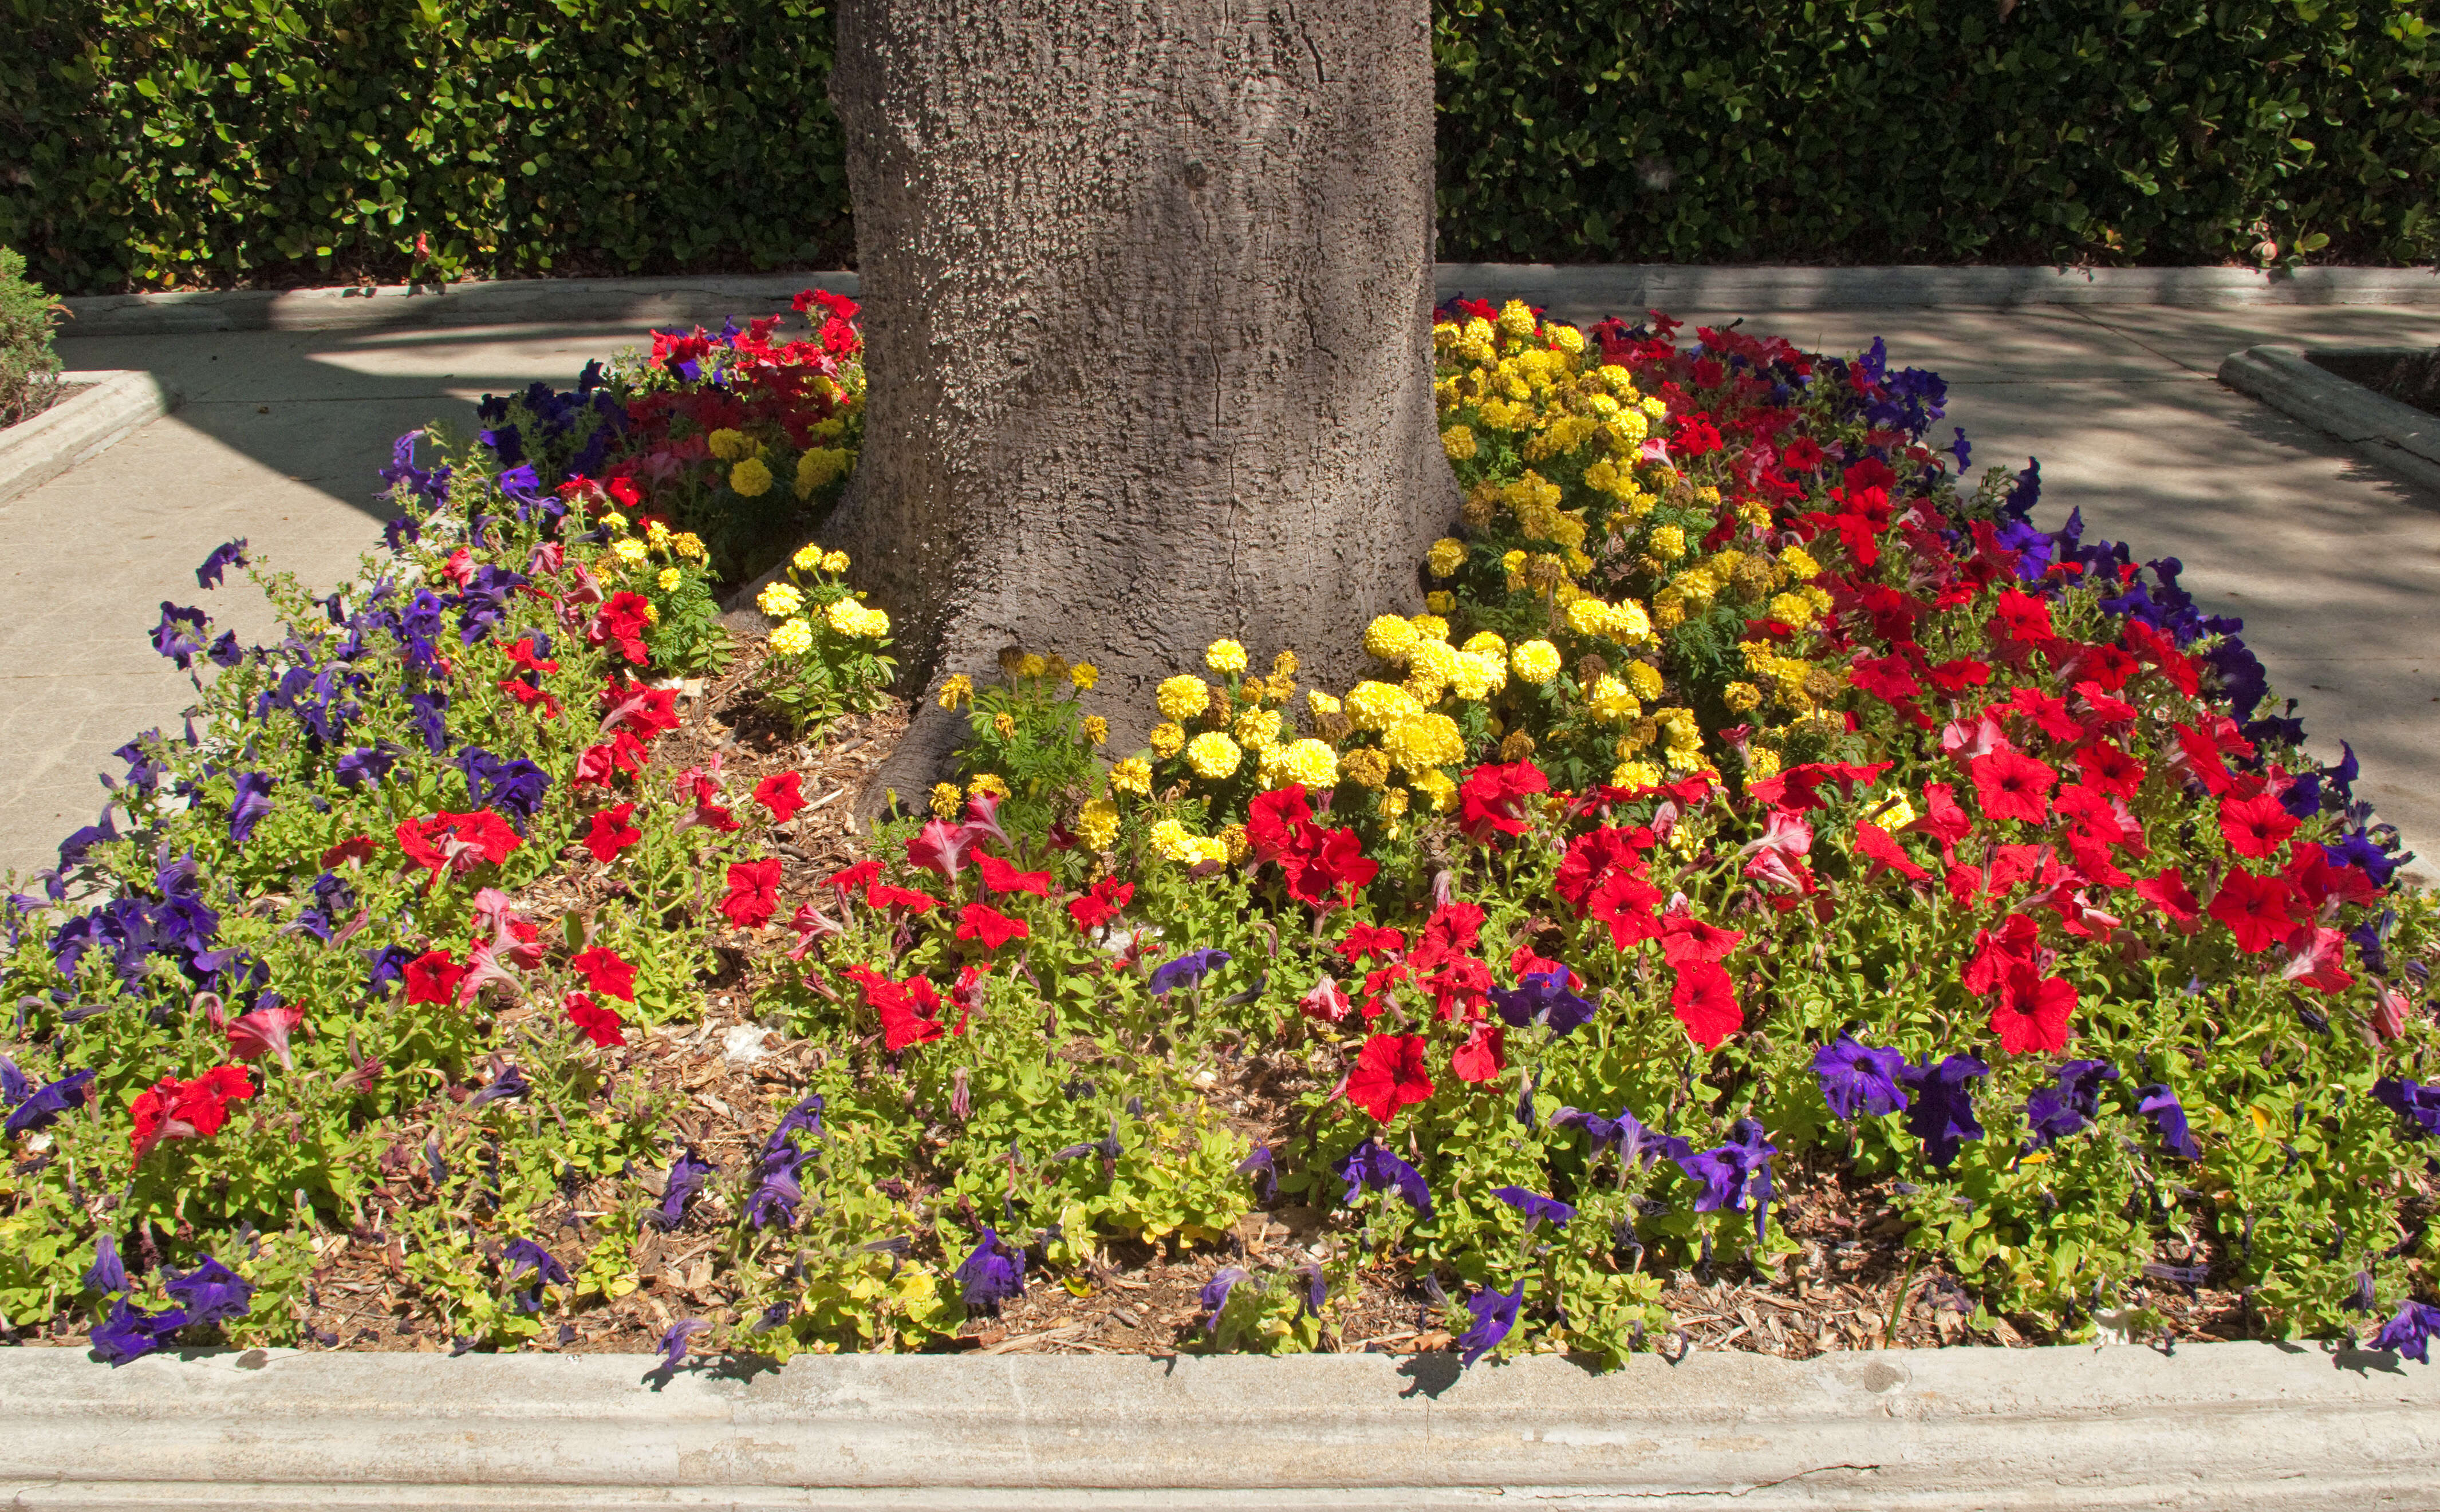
left=5, top=0, right=2436, bottom=295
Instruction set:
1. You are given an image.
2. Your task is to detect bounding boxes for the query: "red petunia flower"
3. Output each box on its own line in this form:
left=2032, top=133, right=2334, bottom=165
left=571, top=946, right=637, bottom=1001
left=128, top=1064, right=255, bottom=1164
left=717, top=858, right=784, bottom=928
left=975, top=852, right=1052, bottom=897
left=1969, top=748, right=2057, bottom=826
left=582, top=803, right=641, bottom=863
left=868, top=883, right=943, bottom=914
left=2218, top=792, right=2300, bottom=860
left=588, top=591, right=655, bottom=665
left=1988, top=588, right=2056, bottom=645
left=403, top=949, right=466, bottom=1005
left=1450, top=1023, right=1507, bottom=1084
left=1335, top=923, right=1408, bottom=964
left=846, top=965, right=946, bottom=1052
left=955, top=902, right=1028, bottom=951
left=1669, top=960, right=1743, bottom=1049
left=2209, top=868, right=2297, bottom=953
left=827, top=859, right=882, bottom=899
left=321, top=833, right=377, bottom=870
left=1066, top=876, right=1134, bottom=931
left=564, top=992, right=627, bottom=1048
left=754, top=771, right=807, bottom=823
left=1852, top=818, right=1930, bottom=882
left=1342, top=1033, right=1436, bottom=1123
left=1990, top=962, right=2077, bottom=1054
left=396, top=810, right=523, bottom=889
left=1457, top=760, right=1549, bottom=843
left=2132, top=868, right=2201, bottom=927
left=1658, top=911, right=1745, bottom=967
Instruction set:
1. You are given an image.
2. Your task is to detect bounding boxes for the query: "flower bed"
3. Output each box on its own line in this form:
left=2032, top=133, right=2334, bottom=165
left=3, top=292, right=2437, bottom=1373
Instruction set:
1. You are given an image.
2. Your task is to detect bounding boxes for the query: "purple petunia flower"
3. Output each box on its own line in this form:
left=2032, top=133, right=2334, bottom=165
left=744, top=1146, right=813, bottom=1230
left=1296, top=1262, right=1327, bottom=1320
left=1199, top=1266, right=1248, bottom=1332
left=642, top=1146, right=716, bottom=1231
left=954, top=1228, right=1026, bottom=1313
left=1897, top=1055, right=1988, bottom=1170
left=90, top=1298, right=190, bottom=1365
left=2374, top=1077, right=2440, bottom=1139
left=1488, top=969, right=1595, bottom=1036
left=1674, top=1119, right=1779, bottom=1241
left=151, top=603, right=208, bottom=670
left=4, top=1068, right=93, bottom=1138
left=1457, top=1280, right=1526, bottom=1367
left=469, top=1065, right=530, bottom=1107
left=229, top=772, right=276, bottom=844
left=1812, top=1033, right=1910, bottom=1122
left=0, top=1055, right=27, bottom=1106
left=161, top=1256, right=254, bottom=1325
left=2024, top=1060, right=2119, bottom=1148
left=2369, top=1299, right=2440, bottom=1364
left=500, top=1238, right=569, bottom=1313
left=1148, top=948, right=1231, bottom=997
left=84, top=1233, right=127, bottom=1295
left=1552, top=1103, right=1690, bottom=1170
left=2136, top=1085, right=2201, bottom=1160
left=1491, top=1186, right=1576, bottom=1229
left=767, top=1093, right=825, bottom=1155
left=1335, top=1138, right=1432, bottom=1217
left=657, top=1317, right=710, bottom=1372
left=195, top=539, right=249, bottom=590
left=335, top=744, right=398, bottom=791
left=1235, top=1145, right=1278, bottom=1205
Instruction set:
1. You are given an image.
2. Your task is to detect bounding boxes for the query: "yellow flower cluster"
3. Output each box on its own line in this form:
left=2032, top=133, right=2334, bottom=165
left=823, top=600, right=890, bottom=639
left=1156, top=675, right=1210, bottom=723
left=707, top=428, right=756, bottom=461
left=758, top=582, right=804, bottom=618
left=1205, top=639, right=1248, bottom=675
left=730, top=457, right=774, bottom=498
left=1258, top=738, right=1339, bottom=790
left=1184, top=731, right=1243, bottom=780
left=794, top=448, right=852, bottom=500
left=1150, top=818, right=1229, bottom=867
left=768, top=618, right=813, bottom=657
left=1075, top=798, right=1121, bottom=851
left=1511, top=639, right=1560, bottom=684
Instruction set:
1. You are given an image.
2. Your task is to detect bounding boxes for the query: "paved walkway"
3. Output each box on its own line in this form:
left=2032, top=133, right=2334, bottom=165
left=18, top=302, right=2438, bottom=881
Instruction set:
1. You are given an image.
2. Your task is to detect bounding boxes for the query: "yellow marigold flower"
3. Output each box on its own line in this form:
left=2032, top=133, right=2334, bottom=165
left=640, top=600, right=658, bottom=625
left=1295, top=692, right=1338, bottom=724
left=1550, top=323, right=1586, bottom=356
left=1746, top=746, right=1782, bottom=779
left=768, top=618, right=813, bottom=657
left=1342, top=747, right=1392, bottom=788
left=758, top=582, right=804, bottom=618
left=1511, top=640, right=1560, bottom=685
left=1802, top=584, right=1833, bottom=615
left=1082, top=714, right=1109, bottom=745
left=1234, top=706, right=1281, bottom=749
left=1414, top=768, right=1458, bottom=813
left=1767, top=591, right=1817, bottom=629
left=1462, top=630, right=1507, bottom=659
left=969, top=773, right=1010, bottom=799
left=1640, top=396, right=1668, bottom=420
left=822, top=550, right=850, bottom=575
left=612, top=538, right=648, bottom=566
left=1156, top=674, right=1211, bottom=722
left=991, top=711, right=1017, bottom=739
left=824, top=600, right=869, bottom=636
left=730, top=457, right=774, bottom=498
left=794, top=447, right=851, bottom=499
left=1409, top=637, right=1460, bottom=686
left=1380, top=786, right=1410, bottom=818
left=1110, top=757, right=1153, bottom=796
left=1184, top=731, right=1243, bottom=780
left=1612, top=760, right=1661, bottom=789
left=1868, top=792, right=1918, bottom=834
left=1441, top=425, right=1478, bottom=461
left=1383, top=712, right=1464, bottom=775
left=793, top=543, right=825, bottom=573
left=1501, top=547, right=1529, bottom=577
left=1425, top=591, right=1456, bottom=614
left=1149, top=721, right=1186, bottom=759
left=1346, top=680, right=1421, bottom=733
left=1149, top=818, right=1201, bottom=864
left=929, top=782, right=963, bottom=818
left=937, top=674, right=975, bottom=709
left=707, top=428, right=754, bottom=461
left=671, top=532, right=707, bottom=560
left=1626, top=660, right=1665, bottom=700
left=1409, top=613, right=1450, bottom=644
left=600, top=512, right=629, bottom=534
left=1267, top=739, right=1339, bottom=790
left=1425, top=538, right=1468, bottom=578
left=1206, top=638, right=1248, bottom=675
left=1588, top=674, right=1640, bottom=724
left=1564, top=597, right=1613, bottom=638
left=1216, top=823, right=1252, bottom=863
left=1648, top=523, right=1686, bottom=560
left=1780, top=546, right=1822, bottom=579
left=1362, top=614, right=1420, bottom=664
left=1450, top=651, right=1503, bottom=702
left=1076, top=798, right=1121, bottom=851
left=655, top=567, right=680, bottom=591
left=1722, top=681, right=1763, bottom=713
left=1694, top=485, right=1722, bottom=506
left=1070, top=662, right=1099, bottom=690
left=1496, top=299, right=1538, bottom=339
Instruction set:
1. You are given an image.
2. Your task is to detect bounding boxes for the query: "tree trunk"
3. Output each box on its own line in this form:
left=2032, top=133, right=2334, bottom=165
left=823, top=0, right=1457, bottom=811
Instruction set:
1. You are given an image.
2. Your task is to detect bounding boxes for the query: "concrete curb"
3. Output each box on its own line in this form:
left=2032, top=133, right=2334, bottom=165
left=58, top=263, right=2440, bottom=338
left=0, top=371, right=180, bottom=506
left=0, top=1342, right=2430, bottom=1509
left=2218, top=345, right=2440, bottom=496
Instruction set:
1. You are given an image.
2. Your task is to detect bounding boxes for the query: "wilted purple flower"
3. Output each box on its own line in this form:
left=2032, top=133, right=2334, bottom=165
left=458, top=749, right=551, bottom=827
left=1552, top=1104, right=1690, bottom=1170
left=657, top=1317, right=710, bottom=1371
left=2374, top=1077, right=2440, bottom=1139
left=744, top=1146, right=813, bottom=1230
left=1674, top=1119, right=1778, bottom=1241
left=1148, top=948, right=1231, bottom=997
left=2137, top=1085, right=2201, bottom=1160
left=90, top=1298, right=190, bottom=1365
left=1235, top=1145, right=1278, bottom=1205
left=161, top=1256, right=254, bottom=1325
left=643, top=1146, right=716, bottom=1231
left=2369, top=1299, right=2440, bottom=1364
left=2024, top=1060, right=2119, bottom=1148
left=196, top=539, right=249, bottom=590
left=767, top=1093, right=825, bottom=1155
left=1457, top=1280, right=1525, bottom=1367
left=752, top=1300, right=793, bottom=1335
left=3, top=1066, right=92, bottom=1138
left=1488, top=969, right=1595, bottom=1035
left=1897, top=1055, right=1988, bottom=1170
left=500, top=1238, right=569, bottom=1312
left=366, top=944, right=419, bottom=996
left=1335, top=1138, right=1432, bottom=1217
left=469, top=1065, right=530, bottom=1107
left=151, top=603, right=208, bottom=669
left=0, top=1057, right=23, bottom=1108
left=2346, top=1270, right=2379, bottom=1314
left=1812, top=1034, right=1909, bottom=1121
left=955, top=1228, right=1026, bottom=1313
left=84, top=1233, right=127, bottom=1295
left=1296, top=1262, right=1327, bottom=1320
left=1491, top=1186, right=1576, bottom=1229
left=229, top=772, right=276, bottom=844
left=207, top=630, right=244, bottom=668
left=1200, top=1266, right=1249, bottom=1332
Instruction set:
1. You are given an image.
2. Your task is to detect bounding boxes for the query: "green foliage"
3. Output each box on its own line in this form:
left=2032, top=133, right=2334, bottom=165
left=9, top=1, right=2438, bottom=294
left=0, top=246, right=62, bottom=426
left=1433, top=0, right=2440, bottom=267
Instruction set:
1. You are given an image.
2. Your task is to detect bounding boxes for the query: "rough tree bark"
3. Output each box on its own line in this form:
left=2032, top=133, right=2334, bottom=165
left=822, top=0, right=1458, bottom=809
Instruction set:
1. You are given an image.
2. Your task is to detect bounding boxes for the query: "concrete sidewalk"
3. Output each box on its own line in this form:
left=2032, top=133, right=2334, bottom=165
left=14, top=298, right=2438, bottom=879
